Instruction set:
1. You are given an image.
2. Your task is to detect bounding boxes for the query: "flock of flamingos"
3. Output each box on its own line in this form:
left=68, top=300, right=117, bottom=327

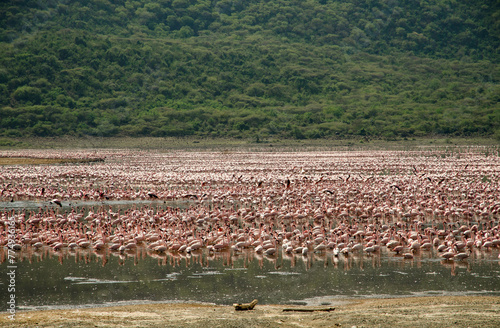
left=1, top=147, right=499, bottom=266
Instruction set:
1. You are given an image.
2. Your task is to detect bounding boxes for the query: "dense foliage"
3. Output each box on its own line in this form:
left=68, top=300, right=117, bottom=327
left=0, top=0, right=499, bottom=140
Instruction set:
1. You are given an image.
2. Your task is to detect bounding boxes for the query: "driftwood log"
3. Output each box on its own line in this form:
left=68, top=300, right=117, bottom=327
left=233, top=299, right=258, bottom=311
left=283, top=307, right=335, bottom=312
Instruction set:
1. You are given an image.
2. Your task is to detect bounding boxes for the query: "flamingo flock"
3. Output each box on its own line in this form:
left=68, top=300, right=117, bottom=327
left=1, top=148, right=499, bottom=265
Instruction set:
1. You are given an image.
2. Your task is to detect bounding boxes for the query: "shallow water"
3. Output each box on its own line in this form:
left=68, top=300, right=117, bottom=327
left=2, top=246, right=499, bottom=310
left=0, top=199, right=192, bottom=211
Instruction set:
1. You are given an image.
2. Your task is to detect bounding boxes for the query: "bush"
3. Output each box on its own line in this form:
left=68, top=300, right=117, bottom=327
left=11, top=86, right=42, bottom=105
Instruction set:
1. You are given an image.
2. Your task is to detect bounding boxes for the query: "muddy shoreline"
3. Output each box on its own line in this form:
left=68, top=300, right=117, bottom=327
left=1, top=296, right=499, bottom=328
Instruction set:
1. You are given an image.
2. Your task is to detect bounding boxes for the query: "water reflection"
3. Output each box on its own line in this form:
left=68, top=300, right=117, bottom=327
left=1, top=245, right=499, bottom=310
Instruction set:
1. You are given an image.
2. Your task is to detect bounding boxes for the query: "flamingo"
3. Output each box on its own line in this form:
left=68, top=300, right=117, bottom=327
left=454, top=250, right=470, bottom=261
left=50, top=199, right=62, bottom=207
left=441, top=247, right=456, bottom=261
left=0, top=148, right=498, bottom=271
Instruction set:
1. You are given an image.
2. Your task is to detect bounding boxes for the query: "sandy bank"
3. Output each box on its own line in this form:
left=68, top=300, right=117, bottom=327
left=1, top=296, right=499, bottom=328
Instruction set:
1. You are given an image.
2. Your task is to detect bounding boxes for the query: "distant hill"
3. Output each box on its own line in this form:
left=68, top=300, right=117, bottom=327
left=0, top=0, right=499, bottom=140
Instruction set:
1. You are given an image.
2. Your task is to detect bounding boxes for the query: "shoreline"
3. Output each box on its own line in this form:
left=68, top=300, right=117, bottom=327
left=9, top=290, right=500, bottom=312
left=1, top=136, right=498, bottom=151
left=1, top=296, right=499, bottom=328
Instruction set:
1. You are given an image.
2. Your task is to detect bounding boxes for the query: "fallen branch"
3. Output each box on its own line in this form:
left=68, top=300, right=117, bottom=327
left=233, top=299, right=258, bottom=311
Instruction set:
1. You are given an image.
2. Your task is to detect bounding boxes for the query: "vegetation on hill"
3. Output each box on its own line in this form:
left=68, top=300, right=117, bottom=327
left=0, top=0, right=499, bottom=140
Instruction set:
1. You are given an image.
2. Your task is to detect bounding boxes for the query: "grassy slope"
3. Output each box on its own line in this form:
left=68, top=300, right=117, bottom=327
left=0, top=0, right=499, bottom=141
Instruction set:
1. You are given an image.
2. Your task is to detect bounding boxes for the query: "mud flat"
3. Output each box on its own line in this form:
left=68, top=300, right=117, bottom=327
left=1, top=296, right=499, bottom=328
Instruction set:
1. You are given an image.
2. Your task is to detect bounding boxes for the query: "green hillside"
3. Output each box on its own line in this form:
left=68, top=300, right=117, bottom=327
left=1, top=0, right=499, bottom=140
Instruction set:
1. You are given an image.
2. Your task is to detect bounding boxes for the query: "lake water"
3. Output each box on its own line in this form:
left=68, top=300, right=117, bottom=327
left=0, top=199, right=193, bottom=211
left=2, top=245, right=499, bottom=311
left=1, top=149, right=499, bottom=311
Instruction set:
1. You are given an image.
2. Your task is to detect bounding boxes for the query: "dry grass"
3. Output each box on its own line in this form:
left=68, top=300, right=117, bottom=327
left=1, top=136, right=498, bottom=152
